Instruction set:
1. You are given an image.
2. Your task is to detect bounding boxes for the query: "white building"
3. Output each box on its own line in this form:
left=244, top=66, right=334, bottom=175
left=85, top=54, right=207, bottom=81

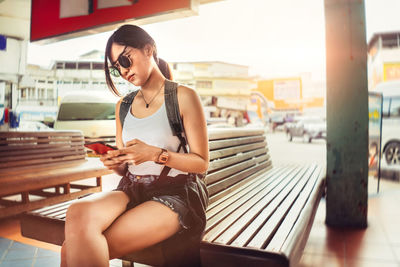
left=0, top=0, right=30, bottom=130
left=171, top=61, right=256, bottom=115
left=368, top=32, right=400, bottom=90
left=18, top=57, right=256, bottom=123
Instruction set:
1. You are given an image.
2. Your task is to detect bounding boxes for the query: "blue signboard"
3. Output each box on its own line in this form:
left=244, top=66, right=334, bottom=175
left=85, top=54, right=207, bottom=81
left=0, top=35, right=6, bottom=51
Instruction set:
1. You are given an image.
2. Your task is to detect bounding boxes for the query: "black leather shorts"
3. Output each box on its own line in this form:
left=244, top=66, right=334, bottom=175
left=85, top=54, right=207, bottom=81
left=114, top=173, right=194, bottom=233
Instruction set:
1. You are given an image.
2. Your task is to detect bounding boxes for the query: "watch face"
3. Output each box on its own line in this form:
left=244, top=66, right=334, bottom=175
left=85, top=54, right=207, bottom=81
left=158, top=151, right=169, bottom=164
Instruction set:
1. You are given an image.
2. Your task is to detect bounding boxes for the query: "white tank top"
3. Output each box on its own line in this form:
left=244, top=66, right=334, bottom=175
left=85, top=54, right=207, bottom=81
left=122, top=100, right=187, bottom=177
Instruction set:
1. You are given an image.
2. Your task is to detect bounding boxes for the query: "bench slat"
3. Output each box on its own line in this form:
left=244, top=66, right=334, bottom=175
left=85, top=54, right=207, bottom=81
left=31, top=200, right=75, bottom=216
left=244, top=165, right=318, bottom=249
left=1, top=148, right=85, bottom=163
left=206, top=166, right=285, bottom=214
left=266, top=165, right=322, bottom=252
left=209, top=136, right=265, bottom=150
left=208, top=147, right=268, bottom=173
left=207, top=154, right=268, bottom=185
left=0, top=144, right=83, bottom=157
left=0, top=131, right=82, bottom=138
left=1, top=186, right=101, bottom=218
left=280, top=167, right=325, bottom=264
left=207, top=156, right=270, bottom=196
left=209, top=163, right=272, bottom=204
left=0, top=154, right=86, bottom=169
left=206, top=166, right=297, bottom=227
left=209, top=142, right=267, bottom=160
left=228, top=165, right=311, bottom=247
left=0, top=136, right=84, bottom=145
left=204, top=166, right=302, bottom=243
left=0, top=142, right=85, bottom=152
left=0, top=159, right=87, bottom=176
left=208, top=129, right=265, bottom=140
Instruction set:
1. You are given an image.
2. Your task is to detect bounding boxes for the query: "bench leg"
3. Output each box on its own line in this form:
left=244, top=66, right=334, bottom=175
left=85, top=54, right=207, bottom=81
left=96, top=177, right=102, bottom=191
left=121, top=260, right=134, bottom=267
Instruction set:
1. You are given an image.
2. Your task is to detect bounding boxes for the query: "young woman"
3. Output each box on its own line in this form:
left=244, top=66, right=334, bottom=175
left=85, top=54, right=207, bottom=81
left=62, top=24, right=209, bottom=267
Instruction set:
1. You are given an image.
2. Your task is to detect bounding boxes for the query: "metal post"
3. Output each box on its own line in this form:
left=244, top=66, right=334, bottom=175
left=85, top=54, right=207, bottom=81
left=324, top=0, right=368, bottom=227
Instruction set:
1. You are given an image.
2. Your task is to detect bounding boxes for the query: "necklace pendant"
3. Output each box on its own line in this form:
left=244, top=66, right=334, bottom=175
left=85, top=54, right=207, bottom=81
left=146, top=104, right=149, bottom=108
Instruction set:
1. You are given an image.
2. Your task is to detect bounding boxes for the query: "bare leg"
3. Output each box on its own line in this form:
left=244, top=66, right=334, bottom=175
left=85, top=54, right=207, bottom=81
left=64, top=191, right=129, bottom=267
left=104, top=200, right=181, bottom=259
left=60, top=241, right=67, bottom=267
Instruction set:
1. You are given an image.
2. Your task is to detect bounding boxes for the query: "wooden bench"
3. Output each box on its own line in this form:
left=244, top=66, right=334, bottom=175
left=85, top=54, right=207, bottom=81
left=0, top=131, right=113, bottom=218
left=20, top=128, right=326, bottom=266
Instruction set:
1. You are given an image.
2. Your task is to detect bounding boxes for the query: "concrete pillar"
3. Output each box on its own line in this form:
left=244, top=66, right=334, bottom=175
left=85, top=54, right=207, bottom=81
left=324, top=0, right=368, bottom=227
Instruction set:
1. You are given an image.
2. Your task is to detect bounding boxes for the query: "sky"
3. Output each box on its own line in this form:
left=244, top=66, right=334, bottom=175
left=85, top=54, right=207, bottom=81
left=27, top=0, right=400, bottom=82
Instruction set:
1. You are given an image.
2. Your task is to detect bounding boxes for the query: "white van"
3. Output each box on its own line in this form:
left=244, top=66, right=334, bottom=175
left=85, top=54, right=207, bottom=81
left=54, top=91, right=119, bottom=141
left=372, top=81, right=400, bottom=170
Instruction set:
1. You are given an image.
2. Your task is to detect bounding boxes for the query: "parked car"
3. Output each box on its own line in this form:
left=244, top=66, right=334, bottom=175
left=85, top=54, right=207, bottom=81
left=16, top=121, right=53, bottom=131
left=269, top=113, right=285, bottom=131
left=286, top=116, right=326, bottom=143
left=54, top=91, right=118, bottom=141
left=372, top=81, right=400, bottom=169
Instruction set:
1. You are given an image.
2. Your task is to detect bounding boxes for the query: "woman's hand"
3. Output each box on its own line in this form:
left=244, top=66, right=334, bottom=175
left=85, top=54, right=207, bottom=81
left=116, top=139, right=160, bottom=165
left=99, top=150, right=127, bottom=170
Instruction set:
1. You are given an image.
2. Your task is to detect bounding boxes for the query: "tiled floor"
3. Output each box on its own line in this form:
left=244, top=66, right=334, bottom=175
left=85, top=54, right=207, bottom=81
left=0, top=239, right=60, bottom=267
left=0, top=238, right=123, bottom=267
left=299, top=177, right=400, bottom=267
left=0, top=176, right=399, bottom=267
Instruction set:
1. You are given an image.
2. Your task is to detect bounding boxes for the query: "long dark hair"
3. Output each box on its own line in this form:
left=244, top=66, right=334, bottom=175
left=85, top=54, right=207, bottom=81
left=104, top=24, right=171, bottom=96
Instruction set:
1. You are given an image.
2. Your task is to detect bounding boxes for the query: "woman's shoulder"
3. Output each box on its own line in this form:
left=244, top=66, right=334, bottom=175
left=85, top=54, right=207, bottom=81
left=176, top=84, right=202, bottom=114
left=176, top=84, right=198, bottom=100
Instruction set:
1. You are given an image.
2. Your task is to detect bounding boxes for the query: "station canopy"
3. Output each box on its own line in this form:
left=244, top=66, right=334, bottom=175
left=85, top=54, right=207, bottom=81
left=31, top=0, right=223, bottom=43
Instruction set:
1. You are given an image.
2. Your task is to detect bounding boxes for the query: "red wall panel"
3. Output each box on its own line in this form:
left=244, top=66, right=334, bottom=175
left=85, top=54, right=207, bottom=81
left=31, top=0, right=191, bottom=42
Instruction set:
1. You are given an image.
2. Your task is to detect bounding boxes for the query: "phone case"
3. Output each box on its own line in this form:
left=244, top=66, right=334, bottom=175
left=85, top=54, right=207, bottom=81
left=84, top=142, right=117, bottom=155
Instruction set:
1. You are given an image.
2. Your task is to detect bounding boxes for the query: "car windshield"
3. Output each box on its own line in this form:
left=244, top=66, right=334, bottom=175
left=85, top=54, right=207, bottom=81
left=57, top=103, right=115, bottom=121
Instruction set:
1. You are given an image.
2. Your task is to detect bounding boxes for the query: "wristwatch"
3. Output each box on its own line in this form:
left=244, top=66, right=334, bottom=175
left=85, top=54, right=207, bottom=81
left=156, top=148, right=169, bottom=165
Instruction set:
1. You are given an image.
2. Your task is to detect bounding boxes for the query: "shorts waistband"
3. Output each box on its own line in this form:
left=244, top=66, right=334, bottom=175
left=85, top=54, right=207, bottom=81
left=125, top=172, right=191, bottom=186
left=126, top=173, right=159, bottom=184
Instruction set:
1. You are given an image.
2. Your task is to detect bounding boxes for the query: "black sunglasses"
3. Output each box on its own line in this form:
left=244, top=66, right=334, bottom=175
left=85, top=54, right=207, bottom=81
left=109, top=46, right=132, bottom=77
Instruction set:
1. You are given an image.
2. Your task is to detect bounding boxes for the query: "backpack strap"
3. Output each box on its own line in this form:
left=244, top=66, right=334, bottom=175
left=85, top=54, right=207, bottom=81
left=160, top=80, right=189, bottom=177
left=164, top=79, right=188, bottom=152
left=119, top=90, right=139, bottom=128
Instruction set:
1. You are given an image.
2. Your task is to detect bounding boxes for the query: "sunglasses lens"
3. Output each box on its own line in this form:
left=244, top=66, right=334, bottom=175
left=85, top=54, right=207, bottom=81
left=118, top=55, right=131, bottom=69
left=109, top=67, right=120, bottom=77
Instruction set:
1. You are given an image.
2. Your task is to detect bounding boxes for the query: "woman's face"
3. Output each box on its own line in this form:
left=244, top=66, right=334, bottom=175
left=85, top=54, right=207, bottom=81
left=110, top=43, right=153, bottom=86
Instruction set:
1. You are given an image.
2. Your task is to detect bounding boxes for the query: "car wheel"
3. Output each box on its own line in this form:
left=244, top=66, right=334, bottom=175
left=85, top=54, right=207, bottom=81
left=287, top=132, right=293, bottom=142
left=303, top=133, right=312, bottom=143
left=385, top=142, right=400, bottom=165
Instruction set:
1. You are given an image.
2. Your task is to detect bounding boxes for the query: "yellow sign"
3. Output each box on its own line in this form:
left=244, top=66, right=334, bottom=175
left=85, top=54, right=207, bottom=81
left=383, top=63, right=400, bottom=81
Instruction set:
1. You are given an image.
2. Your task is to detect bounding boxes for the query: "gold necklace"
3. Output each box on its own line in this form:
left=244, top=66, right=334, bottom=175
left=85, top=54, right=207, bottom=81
left=139, top=80, right=165, bottom=108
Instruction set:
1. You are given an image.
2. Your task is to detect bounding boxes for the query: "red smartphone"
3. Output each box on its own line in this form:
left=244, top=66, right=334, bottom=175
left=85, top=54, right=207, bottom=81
left=84, top=141, right=117, bottom=155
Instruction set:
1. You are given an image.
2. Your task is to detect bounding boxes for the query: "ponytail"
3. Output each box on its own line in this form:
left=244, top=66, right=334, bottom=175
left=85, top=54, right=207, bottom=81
left=157, top=58, right=173, bottom=80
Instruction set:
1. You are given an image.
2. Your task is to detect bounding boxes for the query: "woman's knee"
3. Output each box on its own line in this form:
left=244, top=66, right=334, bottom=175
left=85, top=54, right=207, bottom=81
left=65, top=201, right=100, bottom=231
